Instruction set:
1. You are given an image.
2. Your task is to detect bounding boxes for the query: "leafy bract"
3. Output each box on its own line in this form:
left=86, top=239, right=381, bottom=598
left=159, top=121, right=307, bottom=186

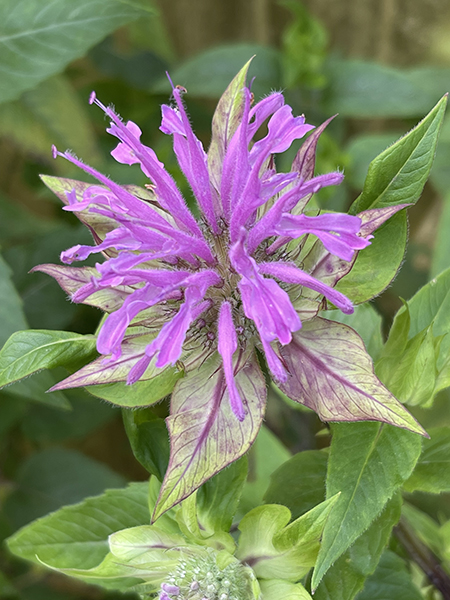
left=0, top=330, right=97, bottom=389
left=7, top=481, right=148, bottom=569
left=314, top=493, right=402, bottom=600
left=208, top=59, right=252, bottom=191
left=236, top=496, right=339, bottom=581
left=259, top=579, right=312, bottom=600
left=154, top=351, right=266, bottom=520
left=0, top=0, right=153, bottom=104
left=311, top=422, right=422, bottom=590
left=279, top=318, right=425, bottom=435
left=403, top=427, right=450, bottom=493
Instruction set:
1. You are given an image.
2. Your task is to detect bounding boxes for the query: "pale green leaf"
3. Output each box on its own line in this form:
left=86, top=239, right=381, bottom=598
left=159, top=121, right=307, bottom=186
left=260, top=579, right=312, bottom=600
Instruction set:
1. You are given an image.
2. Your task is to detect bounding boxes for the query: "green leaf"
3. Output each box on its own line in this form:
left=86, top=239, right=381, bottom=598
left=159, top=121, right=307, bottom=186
left=239, top=425, right=291, bottom=517
left=432, top=192, right=450, bottom=277
left=336, top=211, right=407, bottom=304
left=154, top=351, right=266, bottom=520
left=260, top=579, right=312, bottom=600
left=264, top=450, right=327, bottom=520
left=153, top=44, right=281, bottom=101
left=0, top=0, right=154, bottom=104
left=236, top=495, right=339, bottom=581
left=3, top=447, right=127, bottom=531
left=280, top=318, right=425, bottom=436
left=355, top=551, right=423, bottom=600
left=402, top=503, right=444, bottom=559
left=346, top=133, right=402, bottom=190
left=350, top=95, right=447, bottom=213
left=0, top=330, right=97, bottom=389
left=123, top=408, right=170, bottom=481
left=314, top=493, right=402, bottom=600
left=108, top=525, right=185, bottom=565
left=326, top=58, right=450, bottom=118
left=403, top=427, right=450, bottom=493
left=322, top=304, right=384, bottom=361
left=197, top=456, right=248, bottom=535
left=7, top=481, right=149, bottom=570
left=311, top=422, right=422, bottom=590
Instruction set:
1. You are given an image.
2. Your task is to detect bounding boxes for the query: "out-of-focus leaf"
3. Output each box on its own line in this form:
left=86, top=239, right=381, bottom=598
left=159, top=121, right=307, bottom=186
left=7, top=481, right=149, bottom=569
left=404, top=427, right=450, bottom=493
left=314, top=494, right=402, bottom=600
left=0, top=330, right=97, bottom=389
left=0, top=0, right=154, bottom=104
left=236, top=496, right=339, bottom=581
left=264, top=450, right=327, bottom=520
left=154, top=351, right=266, bottom=520
left=311, top=422, right=422, bottom=590
left=3, top=447, right=126, bottom=530
left=346, top=133, right=401, bottom=190
left=326, top=58, right=450, bottom=118
left=239, top=425, right=290, bottom=517
left=402, top=503, right=444, bottom=559
left=355, top=551, right=423, bottom=600
left=123, top=408, right=170, bottom=480
left=280, top=318, right=425, bottom=435
left=152, top=44, right=281, bottom=101
left=432, top=192, right=450, bottom=277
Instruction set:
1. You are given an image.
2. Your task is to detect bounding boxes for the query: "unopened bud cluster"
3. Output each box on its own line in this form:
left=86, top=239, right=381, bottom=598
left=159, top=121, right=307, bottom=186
left=158, top=551, right=256, bottom=600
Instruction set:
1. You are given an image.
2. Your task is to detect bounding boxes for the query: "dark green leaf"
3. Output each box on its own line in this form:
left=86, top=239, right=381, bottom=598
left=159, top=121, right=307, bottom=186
left=404, top=427, right=450, bottom=493
left=314, top=494, right=402, bottom=600
left=122, top=408, right=170, bottom=480
left=312, top=422, right=422, bottom=590
left=355, top=551, right=423, bottom=600
left=0, top=0, right=154, bottom=104
left=264, top=450, right=327, bottom=520
left=3, top=448, right=126, bottom=530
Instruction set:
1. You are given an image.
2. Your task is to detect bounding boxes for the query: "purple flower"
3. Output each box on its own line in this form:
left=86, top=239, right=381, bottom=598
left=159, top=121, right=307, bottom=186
left=36, top=62, right=424, bottom=515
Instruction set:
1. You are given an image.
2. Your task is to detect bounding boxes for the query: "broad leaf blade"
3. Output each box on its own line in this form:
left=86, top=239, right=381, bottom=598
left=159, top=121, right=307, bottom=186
left=350, top=95, right=447, bottom=214
left=0, top=330, right=97, bottom=388
left=154, top=351, right=266, bottom=520
left=0, top=0, right=153, bottom=104
left=311, top=422, right=422, bottom=590
left=279, top=318, right=425, bottom=435
left=403, top=427, right=450, bottom=493
left=7, top=481, right=149, bottom=569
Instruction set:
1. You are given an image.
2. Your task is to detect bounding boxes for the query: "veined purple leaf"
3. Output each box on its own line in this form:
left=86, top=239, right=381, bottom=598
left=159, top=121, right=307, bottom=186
left=207, top=59, right=252, bottom=191
left=279, top=317, right=427, bottom=436
left=153, top=349, right=266, bottom=521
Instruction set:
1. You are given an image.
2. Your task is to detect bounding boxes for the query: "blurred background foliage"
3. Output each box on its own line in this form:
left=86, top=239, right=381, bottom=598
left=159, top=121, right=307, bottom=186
left=1, top=0, right=450, bottom=598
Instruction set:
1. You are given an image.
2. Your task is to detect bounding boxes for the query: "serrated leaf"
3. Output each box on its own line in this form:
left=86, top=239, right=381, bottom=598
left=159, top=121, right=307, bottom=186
left=7, top=481, right=149, bottom=570
left=236, top=495, right=339, bottom=581
left=0, top=0, right=153, bottom=104
left=264, top=450, right=327, bottom=520
left=154, top=351, right=266, bottom=520
left=314, top=493, right=402, bottom=600
left=0, top=330, right=97, bottom=389
left=403, top=427, right=450, bottom=493
left=350, top=95, right=447, bottom=213
left=355, top=550, right=423, bottom=600
left=311, top=422, right=422, bottom=590
left=279, top=318, right=425, bottom=435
